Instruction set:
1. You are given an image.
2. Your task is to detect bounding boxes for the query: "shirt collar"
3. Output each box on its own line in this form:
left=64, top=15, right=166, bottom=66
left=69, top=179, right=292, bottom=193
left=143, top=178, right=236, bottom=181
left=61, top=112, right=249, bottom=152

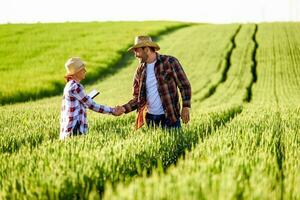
left=156, top=53, right=162, bottom=63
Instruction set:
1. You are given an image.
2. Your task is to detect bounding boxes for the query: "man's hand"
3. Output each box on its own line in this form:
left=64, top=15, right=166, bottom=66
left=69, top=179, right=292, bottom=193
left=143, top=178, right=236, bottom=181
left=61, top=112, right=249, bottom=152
left=181, top=107, right=190, bottom=124
left=112, top=106, right=125, bottom=116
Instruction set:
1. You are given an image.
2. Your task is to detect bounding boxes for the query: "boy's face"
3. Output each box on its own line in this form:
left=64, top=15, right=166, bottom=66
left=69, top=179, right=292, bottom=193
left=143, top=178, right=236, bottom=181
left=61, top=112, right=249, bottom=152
left=76, top=67, right=86, bottom=81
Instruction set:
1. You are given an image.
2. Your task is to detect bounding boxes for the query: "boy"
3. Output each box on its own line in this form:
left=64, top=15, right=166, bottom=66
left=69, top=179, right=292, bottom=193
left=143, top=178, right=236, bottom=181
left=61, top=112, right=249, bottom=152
left=60, top=57, right=120, bottom=139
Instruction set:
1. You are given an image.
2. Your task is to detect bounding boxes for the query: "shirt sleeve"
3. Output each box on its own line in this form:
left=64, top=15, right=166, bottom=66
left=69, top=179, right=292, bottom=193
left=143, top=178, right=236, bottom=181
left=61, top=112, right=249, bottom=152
left=72, top=83, right=113, bottom=114
left=171, top=57, right=192, bottom=108
left=122, top=66, right=140, bottom=113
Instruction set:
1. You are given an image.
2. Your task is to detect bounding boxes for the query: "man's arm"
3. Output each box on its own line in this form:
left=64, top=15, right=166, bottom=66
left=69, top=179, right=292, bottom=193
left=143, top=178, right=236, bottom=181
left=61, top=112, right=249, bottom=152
left=171, top=57, right=191, bottom=123
left=171, top=58, right=191, bottom=108
left=121, top=66, right=141, bottom=113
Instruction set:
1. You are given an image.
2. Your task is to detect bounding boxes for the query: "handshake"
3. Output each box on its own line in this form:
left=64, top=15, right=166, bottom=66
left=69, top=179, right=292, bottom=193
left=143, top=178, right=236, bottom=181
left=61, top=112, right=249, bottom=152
left=112, top=106, right=126, bottom=116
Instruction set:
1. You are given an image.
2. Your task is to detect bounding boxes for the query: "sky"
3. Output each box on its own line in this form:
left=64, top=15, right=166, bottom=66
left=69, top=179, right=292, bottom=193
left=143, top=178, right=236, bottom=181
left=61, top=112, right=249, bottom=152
left=0, top=0, right=299, bottom=24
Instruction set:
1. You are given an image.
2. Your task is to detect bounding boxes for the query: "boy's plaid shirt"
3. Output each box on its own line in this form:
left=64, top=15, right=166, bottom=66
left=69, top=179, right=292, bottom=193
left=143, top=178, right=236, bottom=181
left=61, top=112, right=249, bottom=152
left=60, top=80, right=112, bottom=139
left=123, top=54, right=191, bottom=123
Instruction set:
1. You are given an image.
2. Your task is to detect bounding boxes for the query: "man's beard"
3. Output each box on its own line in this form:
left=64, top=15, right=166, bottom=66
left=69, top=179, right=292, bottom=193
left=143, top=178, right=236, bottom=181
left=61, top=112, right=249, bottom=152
left=138, top=55, right=148, bottom=63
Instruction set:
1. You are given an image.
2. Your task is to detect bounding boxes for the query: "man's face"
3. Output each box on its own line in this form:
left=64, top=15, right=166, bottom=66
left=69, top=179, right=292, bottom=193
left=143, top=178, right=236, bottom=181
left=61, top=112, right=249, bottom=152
left=133, top=47, right=148, bottom=63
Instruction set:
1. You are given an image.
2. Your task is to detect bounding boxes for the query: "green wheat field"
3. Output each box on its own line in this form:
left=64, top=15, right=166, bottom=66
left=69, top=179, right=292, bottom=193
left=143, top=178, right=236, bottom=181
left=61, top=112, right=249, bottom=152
left=0, top=21, right=299, bottom=199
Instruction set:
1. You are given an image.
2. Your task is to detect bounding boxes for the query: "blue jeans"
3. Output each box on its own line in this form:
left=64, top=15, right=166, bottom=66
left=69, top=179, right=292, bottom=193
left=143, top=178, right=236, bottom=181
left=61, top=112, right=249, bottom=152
left=146, top=113, right=181, bottom=129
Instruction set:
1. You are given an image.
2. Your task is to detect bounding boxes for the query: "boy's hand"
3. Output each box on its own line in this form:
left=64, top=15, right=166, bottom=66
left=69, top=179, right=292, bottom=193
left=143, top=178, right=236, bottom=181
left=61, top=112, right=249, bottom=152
left=112, top=106, right=125, bottom=116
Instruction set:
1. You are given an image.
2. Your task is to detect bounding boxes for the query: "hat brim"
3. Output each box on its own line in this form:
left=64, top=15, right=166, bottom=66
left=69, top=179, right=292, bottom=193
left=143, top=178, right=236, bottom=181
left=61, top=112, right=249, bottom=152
left=65, top=65, right=86, bottom=76
left=128, top=41, right=160, bottom=52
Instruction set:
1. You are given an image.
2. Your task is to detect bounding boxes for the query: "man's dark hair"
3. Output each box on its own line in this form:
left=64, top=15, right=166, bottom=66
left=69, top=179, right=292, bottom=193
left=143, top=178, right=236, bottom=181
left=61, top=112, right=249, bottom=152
left=149, top=47, right=156, bottom=52
left=142, top=46, right=156, bottom=52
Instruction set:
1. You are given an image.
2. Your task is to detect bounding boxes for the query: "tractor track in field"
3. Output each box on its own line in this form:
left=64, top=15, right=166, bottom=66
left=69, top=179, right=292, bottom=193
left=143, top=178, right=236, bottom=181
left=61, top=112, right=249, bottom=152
left=196, top=25, right=242, bottom=102
left=244, top=24, right=258, bottom=102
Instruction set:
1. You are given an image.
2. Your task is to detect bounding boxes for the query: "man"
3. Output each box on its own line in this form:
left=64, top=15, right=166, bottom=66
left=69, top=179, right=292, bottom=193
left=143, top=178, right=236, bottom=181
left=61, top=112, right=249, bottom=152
left=116, top=36, right=191, bottom=129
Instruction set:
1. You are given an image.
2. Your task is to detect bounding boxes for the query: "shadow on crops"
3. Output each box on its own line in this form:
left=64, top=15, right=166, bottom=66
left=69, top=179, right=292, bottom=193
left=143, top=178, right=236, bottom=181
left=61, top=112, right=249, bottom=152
left=0, top=24, right=192, bottom=105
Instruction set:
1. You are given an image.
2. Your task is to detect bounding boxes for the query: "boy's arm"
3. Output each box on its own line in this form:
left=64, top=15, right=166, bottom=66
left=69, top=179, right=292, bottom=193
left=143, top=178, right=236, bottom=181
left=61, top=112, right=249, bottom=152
left=73, top=84, right=113, bottom=114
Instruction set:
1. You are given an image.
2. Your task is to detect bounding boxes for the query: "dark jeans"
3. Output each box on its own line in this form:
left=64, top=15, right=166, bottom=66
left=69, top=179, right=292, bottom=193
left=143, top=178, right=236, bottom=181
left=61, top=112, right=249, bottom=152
left=146, top=113, right=181, bottom=129
left=72, top=121, right=83, bottom=136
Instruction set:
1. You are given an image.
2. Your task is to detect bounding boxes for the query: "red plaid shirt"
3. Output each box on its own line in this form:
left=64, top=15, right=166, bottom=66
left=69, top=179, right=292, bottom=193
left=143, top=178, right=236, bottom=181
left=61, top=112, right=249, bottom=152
left=123, top=54, right=191, bottom=123
left=60, top=80, right=113, bottom=139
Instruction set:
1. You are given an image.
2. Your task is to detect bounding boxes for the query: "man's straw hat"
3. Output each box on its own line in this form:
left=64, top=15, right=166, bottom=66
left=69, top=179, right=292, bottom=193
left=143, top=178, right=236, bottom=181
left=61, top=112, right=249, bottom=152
left=128, top=36, right=160, bottom=52
left=65, top=57, right=85, bottom=76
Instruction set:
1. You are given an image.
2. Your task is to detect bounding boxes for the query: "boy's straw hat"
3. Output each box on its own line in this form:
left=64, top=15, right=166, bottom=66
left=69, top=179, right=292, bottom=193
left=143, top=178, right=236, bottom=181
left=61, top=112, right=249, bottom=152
left=128, top=36, right=160, bottom=52
left=65, top=57, right=85, bottom=75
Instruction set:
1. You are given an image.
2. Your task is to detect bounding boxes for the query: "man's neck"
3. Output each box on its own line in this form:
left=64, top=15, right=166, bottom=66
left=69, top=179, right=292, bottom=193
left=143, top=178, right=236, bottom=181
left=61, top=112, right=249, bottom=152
left=146, top=53, right=157, bottom=64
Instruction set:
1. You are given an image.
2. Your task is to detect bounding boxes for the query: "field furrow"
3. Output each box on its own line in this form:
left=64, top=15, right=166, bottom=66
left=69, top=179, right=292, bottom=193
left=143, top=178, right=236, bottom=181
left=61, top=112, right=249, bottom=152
left=252, top=23, right=300, bottom=106
left=198, top=24, right=255, bottom=108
